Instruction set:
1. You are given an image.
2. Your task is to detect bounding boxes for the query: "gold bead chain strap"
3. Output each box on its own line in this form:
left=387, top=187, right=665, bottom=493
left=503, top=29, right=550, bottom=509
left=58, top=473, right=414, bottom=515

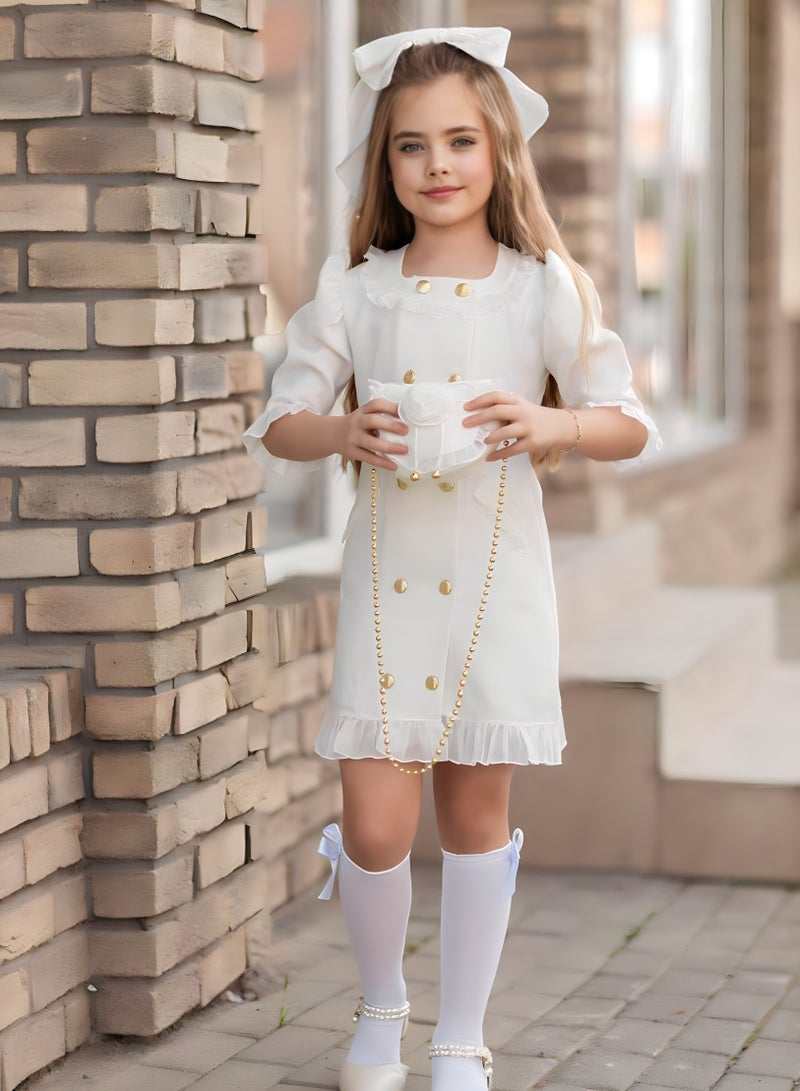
left=369, top=460, right=508, bottom=774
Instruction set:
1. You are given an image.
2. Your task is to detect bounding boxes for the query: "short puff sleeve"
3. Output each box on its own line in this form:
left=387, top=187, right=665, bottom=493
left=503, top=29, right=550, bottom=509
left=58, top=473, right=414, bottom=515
left=242, top=249, right=353, bottom=477
left=542, top=248, right=662, bottom=471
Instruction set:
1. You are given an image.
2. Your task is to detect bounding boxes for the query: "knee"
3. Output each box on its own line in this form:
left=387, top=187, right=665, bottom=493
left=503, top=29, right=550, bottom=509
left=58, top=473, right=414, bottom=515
left=342, top=821, right=413, bottom=872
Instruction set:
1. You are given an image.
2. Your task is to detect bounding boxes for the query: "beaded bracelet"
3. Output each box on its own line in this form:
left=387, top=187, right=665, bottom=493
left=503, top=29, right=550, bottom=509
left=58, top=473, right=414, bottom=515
left=564, top=407, right=582, bottom=454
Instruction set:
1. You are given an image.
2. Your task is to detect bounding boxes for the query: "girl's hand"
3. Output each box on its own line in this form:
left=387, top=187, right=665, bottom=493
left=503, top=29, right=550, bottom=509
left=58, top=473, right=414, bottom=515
left=462, top=392, right=577, bottom=462
left=339, top=398, right=408, bottom=471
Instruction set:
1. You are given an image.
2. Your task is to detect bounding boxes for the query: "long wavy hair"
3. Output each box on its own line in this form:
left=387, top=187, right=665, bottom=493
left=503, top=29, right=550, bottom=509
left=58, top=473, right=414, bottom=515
left=343, top=41, right=596, bottom=473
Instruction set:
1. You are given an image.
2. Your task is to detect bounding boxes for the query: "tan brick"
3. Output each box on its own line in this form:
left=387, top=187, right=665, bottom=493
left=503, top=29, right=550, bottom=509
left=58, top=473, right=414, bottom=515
left=19, top=470, right=177, bottom=520
left=0, top=17, right=14, bottom=61
left=0, top=301, right=84, bottom=346
left=29, top=355, right=176, bottom=406
left=0, top=248, right=18, bottom=294
left=177, top=460, right=228, bottom=513
left=195, top=401, right=246, bottom=454
left=52, top=871, right=88, bottom=934
left=198, top=709, right=248, bottom=777
left=247, top=505, right=268, bottom=550
left=93, top=735, right=199, bottom=798
left=176, top=564, right=227, bottom=622
left=196, top=609, right=248, bottom=670
left=267, top=706, right=299, bottom=764
left=0, top=477, right=11, bottom=522
left=195, top=187, right=248, bottom=238
left=225, top=752, right=267, bottom=818
left=227, top=138, right=261, bottom=185
left=222, top=27, right=264, bottom=81
left=0, top=967, right=29, bottom=1033
left=179, top=241, right=266, bottom=291
left=174, top=671, right=230, bottom=734
left=29, top=241, right=179, bottom=290
left=82, top=806, right=179, bottom=861
left=85, top=690, right=176, bottom=742
left=91, top=62, right=194, bottom=120
left=246, top=192, right=262, bottom=235
left=95, top=297, right=194, bottom=347
left=0, top=998, right=65, bottom=1089
left=0, top=417, right=85, bottom=466
left=94, top=959, right=200, bottom=1036
left=0, top=527, right=79, bottom=578
left=0, top=836, right=25, bottom=900
left=26, top=582, right=181, bottom=633
left=222, top=649, right=271, bottom=708
left=175, top=130, right=227, bottom=183
left=196, top=819, right=245, bottom=888
left=92, top=852, right=193, bottom=917
left=196, top=74, right=262, bottom=131
left=6, top=668, right=84, bottom=743
left=200, top=925, right=246, bottom=1006
left=225, top=554, right=267, bottom=603
left=195, top=504, right=248, bottom=563
left=176, top=351, right=230, bottom=401
left=0, top=699, right=9, bottom=769
left=245, top=705, right=268, bottom=752
left=227, top=349, right=263, bottom=393
left=28, top=924, right=89, bottom=1011
left=194, top=288, right=247, bottom=343
left=96, top=410, right=195, bottom=462
left=23, top=810, right=82, bottom=885
left=198, top=0, right=247, bottom=28
left=222, top=450, right=263, bottom=500
left=0, top=885, right=54, bottom=963
left=175, top=776, right=226, bottom=844
left=0, top=131, right=15, bottom=174
left=0, top=66, right=83, bottom=120
left=45, top=747, right=85, bottom=809
left=174, top=16, right=225, bottom=71
left=95, top=184, right=196, bottom=233
left=27, top=124, right=175, bottom=175
left=1, top=684, right=29, bottom=761
left=90, top=522, right=194, bottom=576
left=94, top=629, right=196, bottom=687
left=91, top=918, right=181, bottom=978
left=24, top=680, right=50, bottom=757
left=23, top=11, right=173, bottom=57
left=64, top=986, right=91, bottom=1053
left=0, top=763, right=48, bottom=835
left=0, top=183, right=87, bottom=232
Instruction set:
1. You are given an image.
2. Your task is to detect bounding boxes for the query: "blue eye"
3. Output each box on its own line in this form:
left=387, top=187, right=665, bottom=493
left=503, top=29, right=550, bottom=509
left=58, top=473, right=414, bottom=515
left=453, top=137, right=475, bottom=147
left=399, top=142, right=423, bottom=153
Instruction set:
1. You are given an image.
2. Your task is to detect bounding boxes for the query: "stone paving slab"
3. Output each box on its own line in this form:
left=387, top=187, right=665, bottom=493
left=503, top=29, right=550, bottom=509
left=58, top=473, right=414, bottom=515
left=23, top=863, right=800, bottom=1091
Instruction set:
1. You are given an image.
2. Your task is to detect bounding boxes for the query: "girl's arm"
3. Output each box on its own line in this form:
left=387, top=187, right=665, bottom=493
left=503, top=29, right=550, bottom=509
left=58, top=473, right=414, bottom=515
left=264, top=399, right=409, bottom=471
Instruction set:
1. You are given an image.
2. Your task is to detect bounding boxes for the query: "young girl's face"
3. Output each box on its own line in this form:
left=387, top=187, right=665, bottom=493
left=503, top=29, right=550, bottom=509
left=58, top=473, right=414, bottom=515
left=386, top=73, right=494, bottom=233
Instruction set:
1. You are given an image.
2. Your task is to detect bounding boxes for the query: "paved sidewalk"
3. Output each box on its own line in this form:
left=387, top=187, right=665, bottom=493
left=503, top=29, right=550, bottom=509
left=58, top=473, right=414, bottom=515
left=24, top=860, right=800, bottom=1091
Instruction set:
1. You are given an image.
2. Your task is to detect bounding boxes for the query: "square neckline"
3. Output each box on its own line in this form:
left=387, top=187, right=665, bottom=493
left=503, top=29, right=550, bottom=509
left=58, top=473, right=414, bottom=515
left=397, top=241, right=506, bottom=283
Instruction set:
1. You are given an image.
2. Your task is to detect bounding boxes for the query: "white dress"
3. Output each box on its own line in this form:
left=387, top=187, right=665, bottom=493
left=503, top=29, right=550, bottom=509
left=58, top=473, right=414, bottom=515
left=243, top=242, right=662, bottom=766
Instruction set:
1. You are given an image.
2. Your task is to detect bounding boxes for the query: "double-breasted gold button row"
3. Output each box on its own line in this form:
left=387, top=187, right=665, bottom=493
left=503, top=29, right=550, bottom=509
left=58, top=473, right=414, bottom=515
left=415, top=280, right=471, bottom=297
left=379, top=672, right=440, bottom=691
left=403, top=370, right=462, bottom=384
left=393, top=578, right=452, bottom=595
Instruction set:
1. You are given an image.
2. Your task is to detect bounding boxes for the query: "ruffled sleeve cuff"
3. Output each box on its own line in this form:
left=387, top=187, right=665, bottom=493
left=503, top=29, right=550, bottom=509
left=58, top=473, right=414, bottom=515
left=580, top=399, right=664, bottom=472
left=242, top=402, right=326, bottom=479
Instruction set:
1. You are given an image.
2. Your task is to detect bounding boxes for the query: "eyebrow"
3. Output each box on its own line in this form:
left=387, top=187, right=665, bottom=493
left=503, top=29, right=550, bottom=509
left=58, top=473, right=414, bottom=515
left=392, top=126, right=482, bottom=141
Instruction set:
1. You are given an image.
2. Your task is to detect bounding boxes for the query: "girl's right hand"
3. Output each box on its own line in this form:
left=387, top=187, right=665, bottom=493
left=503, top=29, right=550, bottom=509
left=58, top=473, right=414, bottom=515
left=338, top=398, right=409, bottom=470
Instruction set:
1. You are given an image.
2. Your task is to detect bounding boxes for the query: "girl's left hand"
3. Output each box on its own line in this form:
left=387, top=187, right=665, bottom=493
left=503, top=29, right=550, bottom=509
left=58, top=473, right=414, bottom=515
left=462, top=392, right=576, bottom=462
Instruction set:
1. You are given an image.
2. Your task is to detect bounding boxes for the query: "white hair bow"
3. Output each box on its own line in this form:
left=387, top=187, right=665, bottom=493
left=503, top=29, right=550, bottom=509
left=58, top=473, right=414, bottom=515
left=336, top=26, right=549, bottom=198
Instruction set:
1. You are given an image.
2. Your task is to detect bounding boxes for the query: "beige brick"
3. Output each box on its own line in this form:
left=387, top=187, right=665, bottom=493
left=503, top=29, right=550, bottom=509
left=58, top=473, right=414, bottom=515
left=95, top=184, right=196, bottom=233
left=200, top=925, right=246, bottom=1006
left=0, top=834, right=25, bottom=901
left=225, top=752, right=267, bottom=818
left=96, top=410, right=195, bottom=462
left=0, top=527, right=79, bottom=578
left=245, top=705, right=268, bottom=752
left=64, top=986, right=91, bottom=1053
left=194, top=288, right=247, bottom=343
left=267, top=707, right=299, bottom=764
left=246, top=192, right=262, bottom=235
left=26, top=582, right=181, bottom=633
left=19, top=470, right=177, bottom=520
left=94, top=629, right=196, bottom=687
left=177, top=460, right=229, bottom=514
left=0, top=698, right=9, bottom=769
left=0, top=885, right=54, bottom=964
left=4, top=668, right=83, bottom=744
left=174, top=16, right=225, bottom=71
left=23, top=810, right=82, bottom=885
left=95, top=297, right=194, bottom=347
left=0, top=763, right=48, bottom=835
left=176, top=351, right=230, bottom=401
left=82, top=806, right=179, bottom=861
left=175, top=776, right=226, bottom=844
left=247, top=505, right=268, bottom=550
left=92, top=852, right=193, bottom=917
left=0, top=248, right=18, bottom=294
left=222, top=450, right=263, bottom=500
left=90, top=919, right=181, bottom=978
left=0, top=999, right=65, bottom=1089
left=24, top=12, right=174, bottom=61
left=85, top=690, right=176, bottom=741
left=0, top=301, right=85, bottom=346
left=0, top=967, right=29, bottom=1033
left=175, top=671, right=230, bottom=734
left=196, top=187, right=248, bottom=238
left=27, top=124, right=175, bottom=175
left=227, top=138, right=261, bottom=184
left=0, top=418, right=85, bottom=467
left=195, top=504, right=248, bottom=563
left=198, top=0, right=247, bottom=28
left=29, top=241, right=179, bottom=290
left=29, top=355, right=176, bottom=407
left=225, top=554, right=267, bottom=603
left=0, top=17, right=14, bottom=60
left=45, top=747, right=85, bottom=809
left=94, top=959, right=200, bottom=1036
left=222, top=649, right=271, bottom=709
left=196, top=401, right=246, bottom=454
left=227, top=349, right=263, bottom=393
left=91, top=62, right=194, bottom=120
left=0, top=477, right=11, bottom=522
left=28, top=924, right=89, bottom=1011
left=93, top=735, right=199, bottom=798
left=222, top=27, right=264, bottom=81
left=52, top=871, right=88, bottom=934
left=196, top=74, right=262, bottom=131
left=0, top=66, right=83, bottom=120
left=175, top=130, right=227, bottom=183
left=22, top=680, right=50, bottom=757
left=176, top=564, right=227, bottom=623
left=196, top=819, right=245, bottom=888
left=198, top=709, right=248, bottom=777
left=90, top=521, right=194, bottom=576
left=2, top=685, right=29, bottom=761
left=0, top=133, right=15, bottom=180
left=178, top=240, right=266, bottom=291
left=0, top=183, right=87, bottom=232
left=196, top=609, right=248, bottom=670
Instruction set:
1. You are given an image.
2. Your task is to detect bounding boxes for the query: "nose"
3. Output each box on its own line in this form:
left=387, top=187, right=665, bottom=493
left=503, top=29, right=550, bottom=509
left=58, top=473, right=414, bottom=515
left=426, top=144, right=451, bottom=177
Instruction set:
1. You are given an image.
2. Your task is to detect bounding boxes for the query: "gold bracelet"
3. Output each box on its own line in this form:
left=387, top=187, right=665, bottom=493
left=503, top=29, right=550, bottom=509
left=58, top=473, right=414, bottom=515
left=564, top=407, right=581, bottom=454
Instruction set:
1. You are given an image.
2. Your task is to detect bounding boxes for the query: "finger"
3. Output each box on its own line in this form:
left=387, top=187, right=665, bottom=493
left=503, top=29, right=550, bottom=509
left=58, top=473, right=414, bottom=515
left=357, top=433, right=408, bottom=454
left=462, top=392, right=519, bottom=411
left=362, top=413, right=408, bottom=434
left=484, top=423, right=523, bottom=446
left=354, top=447, right=398, bottom=471
left=486, top=439, right=529, bottom=461
left=361, top=398, right=401, bottom=416
left=462, top=408, right=516, bottom=428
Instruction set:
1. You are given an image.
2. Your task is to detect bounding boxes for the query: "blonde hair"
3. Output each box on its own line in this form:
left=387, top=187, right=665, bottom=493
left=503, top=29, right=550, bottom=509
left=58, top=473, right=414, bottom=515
left=343, top=41, right=596, bottom=473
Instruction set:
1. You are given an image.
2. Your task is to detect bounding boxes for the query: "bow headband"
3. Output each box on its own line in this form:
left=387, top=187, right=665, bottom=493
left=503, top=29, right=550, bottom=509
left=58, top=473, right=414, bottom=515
left=336, top=26, right=550, bottom=198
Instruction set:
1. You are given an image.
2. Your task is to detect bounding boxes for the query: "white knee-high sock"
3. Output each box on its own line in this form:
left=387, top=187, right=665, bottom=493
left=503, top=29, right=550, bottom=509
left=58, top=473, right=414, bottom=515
left=431, top=829, right=524, bottom=1090
left=318, top=824, right=412, bottom=1066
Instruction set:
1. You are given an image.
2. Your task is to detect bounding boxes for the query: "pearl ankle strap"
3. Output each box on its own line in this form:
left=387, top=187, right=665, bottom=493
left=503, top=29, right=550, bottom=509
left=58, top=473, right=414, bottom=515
left=353, top=996, right=411, bottom=1023
left=429, top=1044, right=494, bottom=1089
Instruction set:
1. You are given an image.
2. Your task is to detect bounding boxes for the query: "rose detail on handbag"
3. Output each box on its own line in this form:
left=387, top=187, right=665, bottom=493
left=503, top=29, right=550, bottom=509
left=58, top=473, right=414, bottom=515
left=369, top=377, right=506, bottom=481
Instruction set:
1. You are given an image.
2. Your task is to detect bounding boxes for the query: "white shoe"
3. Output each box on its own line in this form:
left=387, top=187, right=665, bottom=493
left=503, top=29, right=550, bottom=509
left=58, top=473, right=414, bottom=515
left=429, top=1043, right=494, bottom=1090
left=339, top=997, right=410, bottom=1091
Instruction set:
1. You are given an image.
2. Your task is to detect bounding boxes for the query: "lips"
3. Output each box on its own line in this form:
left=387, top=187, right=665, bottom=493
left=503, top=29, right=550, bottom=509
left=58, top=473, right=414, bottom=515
left=422, top=186, right=461, bottom=197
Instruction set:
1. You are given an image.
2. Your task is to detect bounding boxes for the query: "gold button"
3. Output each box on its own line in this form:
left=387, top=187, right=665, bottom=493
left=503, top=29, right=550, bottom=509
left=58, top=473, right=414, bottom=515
left=416, top=279, right=432, bottom=294
left=455, top=282, right=470, bottom=298
left=380, top=673, right=395, bottom=690
left=394, top=578, right=408, bottom=594
left=425, top=675, right=439, bottom=691
left=438, top=481, right=455, bottom=492
left=397, top=478, right=408, bottom=490
left=403, top=369, right=416, bottom=384
left=439, top=580, right=452, bottom=596
left=448, top=373, right=462, bottom=383
left=431, top=469, right=441, bottom=479
left=410, top=471, right=420, bottom=482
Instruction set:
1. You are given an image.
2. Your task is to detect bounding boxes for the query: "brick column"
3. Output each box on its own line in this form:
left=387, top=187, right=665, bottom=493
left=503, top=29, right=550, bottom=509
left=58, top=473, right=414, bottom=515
left=0, top=0, right=314, bottom=1058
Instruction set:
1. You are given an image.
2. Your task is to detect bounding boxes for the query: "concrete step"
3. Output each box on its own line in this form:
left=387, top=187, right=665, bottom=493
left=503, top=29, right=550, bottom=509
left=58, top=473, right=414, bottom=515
left=550, top=519, right=661, bottom=646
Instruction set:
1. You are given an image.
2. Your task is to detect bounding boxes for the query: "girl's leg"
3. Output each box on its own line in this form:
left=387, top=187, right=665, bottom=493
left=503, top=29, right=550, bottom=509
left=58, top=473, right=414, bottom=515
left=336, top=757, right=423, bottom=1068
left=430, top=762, right=520, bottom=1090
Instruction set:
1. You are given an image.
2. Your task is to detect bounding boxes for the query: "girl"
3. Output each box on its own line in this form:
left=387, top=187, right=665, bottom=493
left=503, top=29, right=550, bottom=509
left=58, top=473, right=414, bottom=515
left=243, top=26, right=662, bottom=1091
